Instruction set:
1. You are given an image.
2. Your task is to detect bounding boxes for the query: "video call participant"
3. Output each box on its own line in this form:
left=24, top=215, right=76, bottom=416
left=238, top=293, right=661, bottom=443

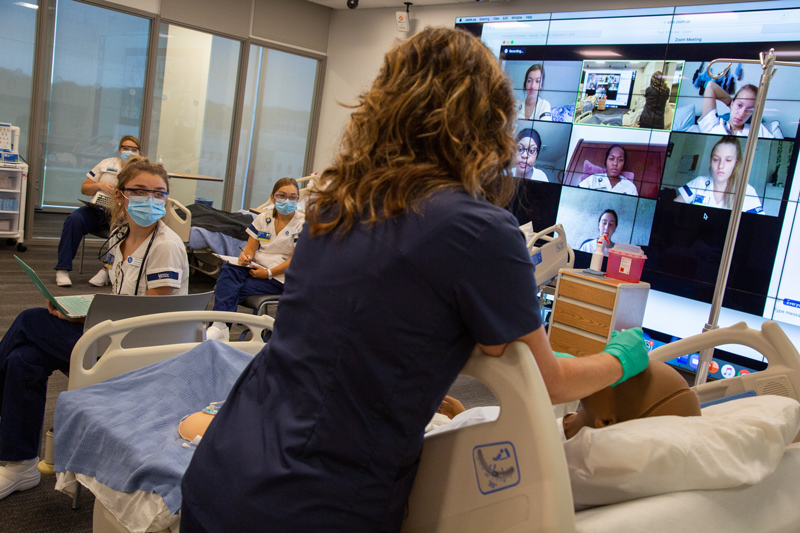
left=698, top=80, right=773, bottom=138
left=579, top=145, right=638, bottom=195
left=180, top=28, right=649, bottom=533
left=606, top=76, right=619, bottom=101
left=639, top=71, right=670, bottom=129
left=514, top=128, right=548, bottom=182
left=54, top=135, right=142, bottom=288
left=675, top=136, right=764, bottom=213
left=0, top=156, right=188, bottom=501
left=579, top=209, right=617, bottom=256
left=586, top=74, right=597, bottom=95
left=517, top=64, right=552, bottom=121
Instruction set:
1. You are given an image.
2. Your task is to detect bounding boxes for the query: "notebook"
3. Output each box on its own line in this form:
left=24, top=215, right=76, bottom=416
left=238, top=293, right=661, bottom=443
left=14, top=255, right=95, bottom=318
left=212, top=253, right=267, bottom=270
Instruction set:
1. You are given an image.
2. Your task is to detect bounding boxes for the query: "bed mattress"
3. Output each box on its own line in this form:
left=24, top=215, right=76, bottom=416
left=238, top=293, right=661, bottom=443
left=575, top=442, right=800, bottom=533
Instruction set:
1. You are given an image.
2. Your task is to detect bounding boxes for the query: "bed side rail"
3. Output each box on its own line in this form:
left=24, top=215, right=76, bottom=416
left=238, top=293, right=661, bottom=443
left=69, top=311, right=273, bottom=391
left=649, top=321, right=800, bottom=421
left=527, top=223, right=574, bottom=289
left=402, top=342, right=576, bottom=533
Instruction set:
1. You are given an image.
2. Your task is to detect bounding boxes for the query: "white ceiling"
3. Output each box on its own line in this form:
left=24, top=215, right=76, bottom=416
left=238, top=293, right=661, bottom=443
left=307, top=0, right=478, bottom=9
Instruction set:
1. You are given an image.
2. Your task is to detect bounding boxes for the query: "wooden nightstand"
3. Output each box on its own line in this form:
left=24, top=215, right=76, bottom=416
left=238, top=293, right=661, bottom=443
left=548, top=269, right=650, bottom=357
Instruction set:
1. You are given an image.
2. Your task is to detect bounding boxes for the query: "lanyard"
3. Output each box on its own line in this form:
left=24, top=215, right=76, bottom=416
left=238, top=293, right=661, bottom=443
left=112, top=225, right=158, bottom=296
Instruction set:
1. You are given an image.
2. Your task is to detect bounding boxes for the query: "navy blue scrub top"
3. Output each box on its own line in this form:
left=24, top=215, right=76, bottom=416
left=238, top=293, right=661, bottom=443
left=182, top=189, right=543, bottom=531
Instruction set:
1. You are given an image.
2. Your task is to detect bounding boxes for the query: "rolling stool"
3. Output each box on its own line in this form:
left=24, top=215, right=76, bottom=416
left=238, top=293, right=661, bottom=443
left=239, top=294, right=281, bottom=341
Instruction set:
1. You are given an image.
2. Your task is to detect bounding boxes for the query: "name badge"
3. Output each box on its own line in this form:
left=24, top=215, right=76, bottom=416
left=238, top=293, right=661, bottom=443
left=258, top=231, right=272, bottom=242
left=127, top=256, right=144, bottom=267
left=693, top=194, right=706, bottom=206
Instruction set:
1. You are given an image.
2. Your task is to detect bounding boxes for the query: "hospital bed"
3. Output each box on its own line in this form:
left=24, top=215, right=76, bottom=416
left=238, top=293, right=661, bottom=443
left=53, top=314, right=800, bottom=533
left=525, top=224, right=573, bottom=291
left=524, top=223, right=573, bottom=330
left=404, top=320, right=800, bottom=533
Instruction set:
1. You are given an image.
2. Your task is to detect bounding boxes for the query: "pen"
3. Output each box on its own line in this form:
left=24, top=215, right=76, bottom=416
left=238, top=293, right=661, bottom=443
left=238, top=247, right=252, bottom=264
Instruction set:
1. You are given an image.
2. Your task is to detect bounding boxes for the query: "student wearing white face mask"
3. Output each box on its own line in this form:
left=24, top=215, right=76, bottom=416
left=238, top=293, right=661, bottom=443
left=0, top=156, right=188, bottom=501
left=54, top=135, right=142, bottom=288
left=206, top=178, right=305, bottom=342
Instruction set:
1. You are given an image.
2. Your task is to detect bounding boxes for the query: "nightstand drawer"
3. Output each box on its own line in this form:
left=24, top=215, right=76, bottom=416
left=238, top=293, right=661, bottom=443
left=557, top=278, right=616, bottom=310
left=551, top=299, right=612, bottom=337
left=549, top=325, right=607, bottom=357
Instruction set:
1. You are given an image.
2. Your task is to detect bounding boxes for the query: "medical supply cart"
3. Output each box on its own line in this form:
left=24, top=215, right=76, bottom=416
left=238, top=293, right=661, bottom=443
left=0, top=123, right=28, bottom=252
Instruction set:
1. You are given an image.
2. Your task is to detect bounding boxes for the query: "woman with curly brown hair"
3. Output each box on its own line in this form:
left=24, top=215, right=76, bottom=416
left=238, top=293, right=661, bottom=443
left=639, top=71, right=670, bottom=129
left=182, top=27, right=647, bottom=532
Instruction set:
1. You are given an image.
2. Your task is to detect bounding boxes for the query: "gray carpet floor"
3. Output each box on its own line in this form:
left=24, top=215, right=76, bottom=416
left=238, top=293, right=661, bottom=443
left=0, top=238, right=495, bottom=532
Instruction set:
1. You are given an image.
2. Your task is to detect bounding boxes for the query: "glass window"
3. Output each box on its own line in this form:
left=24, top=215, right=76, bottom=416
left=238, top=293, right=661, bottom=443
left=39, top=0, right=149, bottom=208
left=0, top=0, right=38, bottom=159
left=148, top=23, right=240, bottom=209
left=233, top=45, right=319, bottom=211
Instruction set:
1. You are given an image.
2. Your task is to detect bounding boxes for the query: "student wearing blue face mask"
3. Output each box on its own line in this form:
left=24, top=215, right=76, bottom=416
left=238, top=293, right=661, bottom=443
left=54, top=135, right=141, bottom=288
left=0, top=156, right=188, bottom=501
left=206, top=178, right=305, bottom=341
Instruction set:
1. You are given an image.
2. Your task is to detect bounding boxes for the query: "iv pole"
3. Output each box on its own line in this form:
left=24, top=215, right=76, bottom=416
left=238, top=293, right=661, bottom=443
left=694, top=49, right=800, bottom=386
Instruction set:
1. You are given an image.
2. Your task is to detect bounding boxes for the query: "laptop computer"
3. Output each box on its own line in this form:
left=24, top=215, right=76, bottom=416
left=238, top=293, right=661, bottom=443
left=14, top=255, right=95, bottom=318
left=79, top=191, right=115, bottom=211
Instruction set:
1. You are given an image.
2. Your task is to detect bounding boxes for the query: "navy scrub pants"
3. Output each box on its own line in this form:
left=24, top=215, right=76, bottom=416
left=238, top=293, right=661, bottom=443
left=0, top=308, right=83, bottom=461
left=55, top=205, right=109, bottom=272
left=212, top=263, right=284, bottom=313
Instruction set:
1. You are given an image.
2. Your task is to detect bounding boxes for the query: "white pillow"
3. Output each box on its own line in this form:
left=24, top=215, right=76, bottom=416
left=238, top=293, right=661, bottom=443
left=673, top=104, right=697, bottom=132
left=770, top=120, right=784, bottom=139
left=566, top=395, right=800, bottom=509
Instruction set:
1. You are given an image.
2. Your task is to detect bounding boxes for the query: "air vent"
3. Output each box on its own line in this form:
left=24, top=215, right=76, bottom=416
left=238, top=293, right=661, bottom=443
left=756, top=375, right=795, bottom=398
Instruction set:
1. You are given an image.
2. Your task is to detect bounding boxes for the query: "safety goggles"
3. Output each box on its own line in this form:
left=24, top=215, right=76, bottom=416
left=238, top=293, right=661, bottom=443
left=121, top=188, right=168, bottom=205
left=274, top=193, right=300, bottom=202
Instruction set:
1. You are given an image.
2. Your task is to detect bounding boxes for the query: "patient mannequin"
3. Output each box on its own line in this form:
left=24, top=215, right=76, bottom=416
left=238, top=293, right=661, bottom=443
left=435, top=361, right=701, bottom=439
left=561, top=360, right=701, bottom=439
left=178, top=401, right=224, bottom=442
left=179, top=412, right=215, bottom=442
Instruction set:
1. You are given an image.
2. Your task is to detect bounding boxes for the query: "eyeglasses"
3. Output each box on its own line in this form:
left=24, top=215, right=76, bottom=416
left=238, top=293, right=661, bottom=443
left=274, top=193, right=300, bottom=202
left=518, top=146, right=538, bottom=157
left=121, top=187, right=168, bottom=200
left=120, top=146, right=140, bottom=152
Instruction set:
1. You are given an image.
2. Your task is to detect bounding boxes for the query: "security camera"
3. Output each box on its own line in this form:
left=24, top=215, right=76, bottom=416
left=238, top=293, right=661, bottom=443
left=347, top=0, right=358, bottom=8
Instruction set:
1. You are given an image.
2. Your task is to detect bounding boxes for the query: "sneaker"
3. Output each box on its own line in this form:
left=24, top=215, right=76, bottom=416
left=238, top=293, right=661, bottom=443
left=206, top=322, right=230, bottom=342
left=88, top=268, right=110, bottom=287
left=55, top=270, right=72, bottom=287
left=0, top=458, right=41, bottom=500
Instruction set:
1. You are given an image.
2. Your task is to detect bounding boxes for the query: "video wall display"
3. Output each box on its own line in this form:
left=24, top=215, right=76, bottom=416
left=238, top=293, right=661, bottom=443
left=456, top=3, right=800, bottom=335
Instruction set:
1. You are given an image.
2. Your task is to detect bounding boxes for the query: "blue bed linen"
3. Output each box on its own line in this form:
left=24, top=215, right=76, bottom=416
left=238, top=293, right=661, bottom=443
left=53, top=341, right=254, bottom=513
left=189, top=226, right=247, bottom=256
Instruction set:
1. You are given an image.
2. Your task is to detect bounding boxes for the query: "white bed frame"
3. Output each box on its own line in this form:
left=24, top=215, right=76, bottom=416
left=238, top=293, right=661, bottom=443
left=68, top=311, right=273, bottom=391
left=65, top=314, right=800, bottom=533
left=403, top=320, right=800, bottom=532
left=526, top=224, right=574, bottom=290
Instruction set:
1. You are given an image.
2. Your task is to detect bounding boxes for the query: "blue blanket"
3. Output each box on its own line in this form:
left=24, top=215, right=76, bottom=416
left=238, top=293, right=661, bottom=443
left=54, top=341, right=254, bottom=513
left=189, top=226, right=247, bottom=256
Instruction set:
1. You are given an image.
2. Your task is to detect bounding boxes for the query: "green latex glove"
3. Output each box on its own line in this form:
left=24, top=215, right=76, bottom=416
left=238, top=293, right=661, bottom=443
left=554, top=351, right=575, bottom=359
left=603, top=327, right=649, bottom=386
